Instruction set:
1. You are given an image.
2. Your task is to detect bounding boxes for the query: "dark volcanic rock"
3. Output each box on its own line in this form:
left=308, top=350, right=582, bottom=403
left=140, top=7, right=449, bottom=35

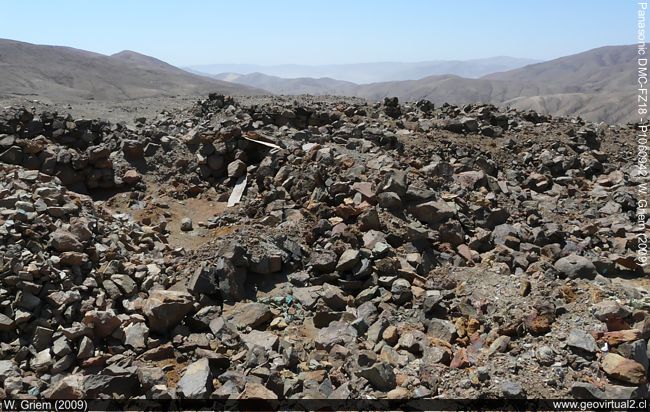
left=0, top=95, right=645, bottom=402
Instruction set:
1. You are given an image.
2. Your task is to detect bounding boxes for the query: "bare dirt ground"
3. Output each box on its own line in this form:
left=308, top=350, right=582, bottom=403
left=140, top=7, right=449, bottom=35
left=100, top=183, right=232, bottom=250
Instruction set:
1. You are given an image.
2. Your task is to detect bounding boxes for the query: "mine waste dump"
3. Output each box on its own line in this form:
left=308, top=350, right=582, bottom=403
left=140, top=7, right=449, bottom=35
left=0, top=93, right=648, bottom=400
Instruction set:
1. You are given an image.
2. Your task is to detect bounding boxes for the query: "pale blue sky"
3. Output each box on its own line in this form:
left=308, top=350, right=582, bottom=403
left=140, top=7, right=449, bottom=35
left=1, top=0, right=634, bottom=65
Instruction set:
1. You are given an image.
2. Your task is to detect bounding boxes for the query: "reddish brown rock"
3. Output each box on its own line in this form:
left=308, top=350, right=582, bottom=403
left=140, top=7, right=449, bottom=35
left=59, top=251, right=88, bottom=266
left=382, top=325, right=399, bottom=346
left=525, top=312, right=554, bottom=334
left=239, top=382, right=278, bottom=399
left=450, top=348, right=470, bottom=369
left=122, top=169, right=142, bottom=185
left=601, top=353, right=647, bottom=385
left=600, top=329, right=643, bottom=346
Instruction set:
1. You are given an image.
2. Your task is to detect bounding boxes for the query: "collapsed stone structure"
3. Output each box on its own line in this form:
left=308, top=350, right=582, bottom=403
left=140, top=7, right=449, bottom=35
left=0, top=94, right=648, bottom=399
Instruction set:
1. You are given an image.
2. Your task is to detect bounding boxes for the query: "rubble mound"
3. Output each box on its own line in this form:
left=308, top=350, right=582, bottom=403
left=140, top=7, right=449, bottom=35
left=0, top=95, right=648, bottom=400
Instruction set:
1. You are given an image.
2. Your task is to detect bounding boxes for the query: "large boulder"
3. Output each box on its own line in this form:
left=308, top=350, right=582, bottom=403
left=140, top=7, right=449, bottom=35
left=601, top=353, right=647, bottom=385
left=176, top=358, right=213, bottom=398
left=567, top=329, right=598, bottom=353
left=83, top=310, right=121, bottom=338
left=410, top=200, right=455, bottom=225
left=228, top=302, right=272, bottom=329
left=188, top=258, right=247, bottom=301
left=357, top=362, right=397, bottom=391
left=309, top=250, right=338, bottom=273
left=0, top=360, right=20, bottom=385
left=50, top=229, right=83, bottom=252
left=143, top=289, right=194, bottom=333
left=42, top=374, right=85, bottom=399
left=315, top=321, right=357, bottom=350
left=554, top=254, right=597, bottom=279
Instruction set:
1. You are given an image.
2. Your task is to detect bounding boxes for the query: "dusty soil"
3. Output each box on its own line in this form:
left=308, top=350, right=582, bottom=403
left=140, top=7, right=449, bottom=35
left=100, top=184, right=232, bottom=250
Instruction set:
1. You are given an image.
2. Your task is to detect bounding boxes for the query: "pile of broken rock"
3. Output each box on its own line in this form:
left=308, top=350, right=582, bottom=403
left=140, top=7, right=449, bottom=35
left=0, top=94, right=648, bottom=400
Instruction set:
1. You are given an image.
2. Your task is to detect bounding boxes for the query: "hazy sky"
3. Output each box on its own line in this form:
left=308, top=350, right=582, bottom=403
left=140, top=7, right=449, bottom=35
left=1, top=0, right=633, bottom=66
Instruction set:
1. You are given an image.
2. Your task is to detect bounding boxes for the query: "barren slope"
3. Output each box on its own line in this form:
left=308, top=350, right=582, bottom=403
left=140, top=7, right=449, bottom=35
left=353, top=45, right=638, bottom=123
left=0, top=39, right=266, bottom=103
left=213, top=72, right=358, bottom=95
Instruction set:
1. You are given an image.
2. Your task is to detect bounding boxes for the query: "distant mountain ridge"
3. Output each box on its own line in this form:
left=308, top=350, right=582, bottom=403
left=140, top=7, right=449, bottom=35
left=187, top=56, right=540, bottom=83
left=0, top=38, right=638, bottom=124
left=210, top=45, right=638, bottom=124
left=0, top=38, right=263, bottom=103
left=212, top=72, right=357, bottom=96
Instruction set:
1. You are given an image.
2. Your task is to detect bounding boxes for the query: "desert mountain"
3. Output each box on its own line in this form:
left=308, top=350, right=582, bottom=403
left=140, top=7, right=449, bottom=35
left=189, top=56, right=539, bottom=83
left=358, top=45, right=637, bottom=123
left=353, top=75, right=556, bottom=104
left=212, top=72, right=357, bottom=96
left=483, top=45, right=632, bottom=91
left=483, top=45, right=636, bottom=123
left=0, top=39, right=263, bottom=103
left=109, top=50, right=185, bottom=73
left=0, top=38, right=637, bottom=123
left=213, top=45, right=636, bottom=123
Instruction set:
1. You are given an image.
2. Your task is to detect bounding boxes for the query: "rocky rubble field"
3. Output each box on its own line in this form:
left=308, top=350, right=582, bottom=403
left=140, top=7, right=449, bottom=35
left=0, top=94, right=649, bottom=400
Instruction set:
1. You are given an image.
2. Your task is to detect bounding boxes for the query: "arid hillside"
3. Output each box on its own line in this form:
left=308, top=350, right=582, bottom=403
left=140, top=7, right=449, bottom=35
left=0, top=39, right=264, bottom=103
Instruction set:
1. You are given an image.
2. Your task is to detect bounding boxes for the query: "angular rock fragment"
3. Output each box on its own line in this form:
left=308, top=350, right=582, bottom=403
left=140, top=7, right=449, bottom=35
left=229, top=302, right=272, bottom=329
left=316, top=321, right=357, bottom=350
left=357, top=362, right=396, bottom=391
left=554, top=254, right=597, bottom=279
left=601, top=353, right=647, bottom=385
left=176, top=358, right=213, bottom=398
left=143, top=289, right=194, bottom=333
